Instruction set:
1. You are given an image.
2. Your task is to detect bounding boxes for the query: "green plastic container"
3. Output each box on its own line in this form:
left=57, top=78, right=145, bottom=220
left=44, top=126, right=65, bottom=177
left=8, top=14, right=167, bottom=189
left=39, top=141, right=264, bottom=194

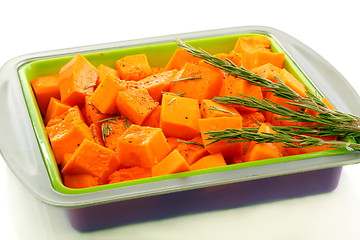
left=1, top=26, right=360, bottom=231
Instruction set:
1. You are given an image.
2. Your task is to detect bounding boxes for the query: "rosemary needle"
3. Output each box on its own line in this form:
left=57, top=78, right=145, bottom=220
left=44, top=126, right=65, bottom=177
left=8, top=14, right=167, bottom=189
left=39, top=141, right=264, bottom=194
left=101, top=123, right=112, bottom=142
left=170, top=76, right=202, bottom=82
left=177, top=139, right=204, bottom=147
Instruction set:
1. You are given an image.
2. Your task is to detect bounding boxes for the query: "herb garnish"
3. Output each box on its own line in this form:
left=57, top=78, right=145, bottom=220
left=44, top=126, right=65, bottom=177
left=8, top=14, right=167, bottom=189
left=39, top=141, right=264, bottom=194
left=175, top=38, right=360, bottom=151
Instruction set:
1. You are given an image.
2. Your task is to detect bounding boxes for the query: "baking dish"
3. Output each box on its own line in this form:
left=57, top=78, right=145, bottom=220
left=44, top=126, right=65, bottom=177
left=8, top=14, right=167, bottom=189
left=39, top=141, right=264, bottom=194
left=1, top=26, right=360, bottom=231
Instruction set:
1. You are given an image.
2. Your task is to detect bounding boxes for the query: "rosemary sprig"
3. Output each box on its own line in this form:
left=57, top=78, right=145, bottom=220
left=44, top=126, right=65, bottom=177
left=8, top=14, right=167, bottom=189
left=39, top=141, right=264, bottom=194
left=175, top=37, right=360, bottom=148
left=205, top=128, right=360, bottom=151
left=213, top=95, right=360, bottom=138
left=175, top=37, right=360, bottom=128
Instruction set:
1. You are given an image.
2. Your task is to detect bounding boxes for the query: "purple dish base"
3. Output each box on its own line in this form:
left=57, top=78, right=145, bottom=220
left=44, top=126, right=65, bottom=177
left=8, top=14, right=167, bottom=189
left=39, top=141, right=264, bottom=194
left=67, top=167, right=342, bottom=232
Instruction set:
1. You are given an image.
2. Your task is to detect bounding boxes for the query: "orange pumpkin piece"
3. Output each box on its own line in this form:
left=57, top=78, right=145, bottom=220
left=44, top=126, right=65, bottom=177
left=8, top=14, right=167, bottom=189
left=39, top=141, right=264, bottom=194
left=219, top=74, right=263, bottom=112
left=253, top=51, right=285, bottom=69
left=243, top=123, right=283, bottom=162
left=116, top=54, right=151, bottom=81
left=150, top=67, right=164, bottom=75
left=276, top=69, right=307, bottom=97
left=198, top=51, right=242, bottom=73
left=89, top=122, right=105, bottom=146
left=169, top=63, right=223, bottom=103
left=62, top=139, right=119, bottom=183
left=46, top=106, right=94, bottom=165
left=164, top=48, right=201, bottom=71
left=200, top=99, right=240, bottom=118
left=241, top=111, right=265, bottom=128
left=117, top=125, right=171, bottom=168
left=190, top=153, right=227, bottom=171
left=62, top=174, right=100, bottom=189
left=166, top=137, right=180, bottom=151
left=109, top=167, right=152, bottom=183
left=58, top=54, right=99, bottom=106
left=251, top=63, right=282, bottom=82
left=44, top=97, right=71, bottom=125
left=160, top=94, right=201, bottom=140
left=83, top=96, right=113, bottom=125
left=142, top=105, right=161, bottom=128
left=136, top=69, right=178, bottom=102
left=97, top=64, right=118, bottom=85
left=198, top=116, right=243, bottom=159
left=234, top=35, right=272, bottom=53
left=176, top=135, right=209, bottom=165
left=101, top=117, right=131, bottom=151
left=31, top=74, right=60, bottom=116
left=89, top=72, right=127, bottom=114
left=116, top=88, right=159, bottom=125
left=152, top=149, right=191, bottom=177
left=233, top=36, right=284, bottom=70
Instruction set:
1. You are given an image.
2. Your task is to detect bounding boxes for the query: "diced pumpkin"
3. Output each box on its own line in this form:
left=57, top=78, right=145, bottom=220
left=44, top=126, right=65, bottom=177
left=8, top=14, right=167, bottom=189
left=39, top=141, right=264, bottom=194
left=234, top=35, right=272, bottom=53
left=200, top=99, right=240, bottom=118
left=89, top=72, right=127, bottom=114
left=219, top=74, right=263, bottom=112
left=166, top=137, right=180, bottom=151
left=160, top=94, right=201, bottom=139
left=251, top=63, right=282, bottom=82
left=117, top=125, right=171, bottom=168
left=136, top=69, right=178, bottom=102
left=58, top=54, right=99, bottom=106
left=46, top=106, right=94, bottom=165
left=97, top=64, right=117, bottom=85
left=150, top=67, right=164, bottom=75
left=152, top=149, right=191, bottom=177
left=276, top=68, right=307, bottom=97
left=164, top=48, right=201, bottom=71
left=83, top=96, right=113, bottom=125
left=233, top=36, right=284, bottom=70
left=241, top=111, right=265, bottom=128
left=142, top=105, right=161, bottom=128
left=199, top=51, right=242, bottom=73
left=101, top=117, right=131, bottom=151
left=31, top=74, right=60, bottom=116
left=44, top=97, right=71, bottom=125
left=89, top=122, right=105, bottom=146
left=62, top=139, right=119, bottom=183
left=169, top=63, right=223, bottom=103
left=116, top=54, right=151, bottom=81
left=62, top=174, right=100, bottom=189
left=190, top=153, right=227, bottom=170
left=243, top=123, right=283, bottom=162
left=198, top=116, right=243, bottom=159
left=109, top=167, right=152, bottom=183
left=176, top=135, right=209, bottom=165
left=115, top=88, right=159, bottom=125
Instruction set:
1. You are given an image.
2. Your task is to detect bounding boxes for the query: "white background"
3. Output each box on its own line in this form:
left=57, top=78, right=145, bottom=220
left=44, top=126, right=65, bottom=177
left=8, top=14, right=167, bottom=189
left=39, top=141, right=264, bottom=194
left=1, top=0, right=360, bottom=239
